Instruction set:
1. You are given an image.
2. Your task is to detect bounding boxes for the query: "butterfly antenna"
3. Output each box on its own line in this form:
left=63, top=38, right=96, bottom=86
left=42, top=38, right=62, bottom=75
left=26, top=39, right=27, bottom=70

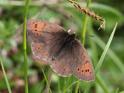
left=68, top=0, right=105, bottom=30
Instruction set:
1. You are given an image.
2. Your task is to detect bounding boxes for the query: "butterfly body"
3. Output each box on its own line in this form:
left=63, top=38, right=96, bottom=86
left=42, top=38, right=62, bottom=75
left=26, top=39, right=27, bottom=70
left=27, top=19, right=95, bottom=81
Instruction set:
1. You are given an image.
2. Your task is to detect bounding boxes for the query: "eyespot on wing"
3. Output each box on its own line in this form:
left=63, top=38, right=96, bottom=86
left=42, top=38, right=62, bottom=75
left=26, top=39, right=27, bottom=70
left=27, top=19, right=64, bottom=34
left=27, top=19, right=65, bottom=43
left=75, top=60, right=95, bottom=81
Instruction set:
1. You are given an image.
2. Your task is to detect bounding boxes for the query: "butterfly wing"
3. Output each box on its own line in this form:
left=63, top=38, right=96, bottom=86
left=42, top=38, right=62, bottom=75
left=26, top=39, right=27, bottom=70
left=48, top=33, right=94, bottom=79
left=27, top=20, right=64, bottom=42
left=27, top=19, right=64, bottom=63
left=50, top=59, right=72, bottom=76
left=72, top=40, right=95, bottom=81
left=31, top=42, right=49, bottom=63
left=27, top=19, right=94, bottom=80
left=49, top=44, right=73, bottom=76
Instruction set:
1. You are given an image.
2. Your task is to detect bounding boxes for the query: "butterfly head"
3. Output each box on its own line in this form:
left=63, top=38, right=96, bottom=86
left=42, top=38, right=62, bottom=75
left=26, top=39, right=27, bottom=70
left=67, top=29, right=76, bottom=35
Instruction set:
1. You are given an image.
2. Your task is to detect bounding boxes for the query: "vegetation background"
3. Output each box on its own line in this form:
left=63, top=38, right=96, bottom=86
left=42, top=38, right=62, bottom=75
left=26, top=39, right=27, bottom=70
left=0, top=0, right=124, bottom=93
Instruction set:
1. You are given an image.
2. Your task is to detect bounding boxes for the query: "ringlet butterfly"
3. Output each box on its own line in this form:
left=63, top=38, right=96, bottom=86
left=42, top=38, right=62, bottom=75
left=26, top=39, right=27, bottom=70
left=27, top=19, right=95, bottom=81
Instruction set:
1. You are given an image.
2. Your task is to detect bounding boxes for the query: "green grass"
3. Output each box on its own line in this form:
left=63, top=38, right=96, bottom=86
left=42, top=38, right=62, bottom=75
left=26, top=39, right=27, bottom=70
left=93, top=35, right=124, bottom=73
left=23, top=0, right=30, bottom=93
left=79, top=0, right=118, bottom=92
left=41, top=68, right=52, bottom=93
left=0, top=57, right=12, bottom=93
left=96, top=74, right=110, bottom=93
left=95, top=23, right=118, bottom=73
left=0, top=0, right=124, bottom=93
left=81, top=0, right=91, bottom=45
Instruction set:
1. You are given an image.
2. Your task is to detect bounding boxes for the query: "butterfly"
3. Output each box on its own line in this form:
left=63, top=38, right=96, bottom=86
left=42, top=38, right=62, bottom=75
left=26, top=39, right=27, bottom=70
left=27, top=19, right=95, bottom=81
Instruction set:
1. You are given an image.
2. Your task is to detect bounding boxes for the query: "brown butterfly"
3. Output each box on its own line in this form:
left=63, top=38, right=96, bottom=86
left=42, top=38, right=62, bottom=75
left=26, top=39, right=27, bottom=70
left=27, top=19, right=95, bottom=81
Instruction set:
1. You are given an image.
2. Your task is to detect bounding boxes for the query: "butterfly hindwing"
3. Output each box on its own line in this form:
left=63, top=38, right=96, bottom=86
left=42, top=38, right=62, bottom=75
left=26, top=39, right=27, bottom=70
left=71, top=40, right=95, bottom=81
left=49, top=41, right=74, bottom=76
left=50, top=37, right=95, bottom=80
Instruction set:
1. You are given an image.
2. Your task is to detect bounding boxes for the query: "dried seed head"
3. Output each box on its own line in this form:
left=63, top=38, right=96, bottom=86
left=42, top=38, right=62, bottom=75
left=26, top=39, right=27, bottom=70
left=68, top=0, right=105, bottom=30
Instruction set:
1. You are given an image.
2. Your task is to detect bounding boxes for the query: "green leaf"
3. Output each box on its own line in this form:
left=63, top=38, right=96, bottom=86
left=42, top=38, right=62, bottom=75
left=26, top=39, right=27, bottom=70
left=95, top=23, right=118, bottom=72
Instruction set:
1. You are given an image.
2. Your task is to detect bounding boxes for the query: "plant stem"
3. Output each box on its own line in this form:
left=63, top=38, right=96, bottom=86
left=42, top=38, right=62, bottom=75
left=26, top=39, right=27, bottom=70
left=42, top=68, right=52, bottom=93
left=0, top=57, right=12, bottom=93
left=82, top=0, right=91, bottom=45
left=81, top=0, right=91, bottom=93
left=96, top=74, right=110, bottom=93
left=75, top=0, right=91, bottom=91
left=82, top=15, right=88, bottom=45
left=75, top=80, right=80, bottom=93
left=23, top=0, right=30, bottom=93
left=84, top=83, right=93, bottom=93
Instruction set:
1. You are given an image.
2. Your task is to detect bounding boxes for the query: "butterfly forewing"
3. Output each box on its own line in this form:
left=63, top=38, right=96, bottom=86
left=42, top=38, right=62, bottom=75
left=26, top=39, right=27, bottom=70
left=27, top=19, right=65, bottom=63
left=27, top=20, right=47, bottom=43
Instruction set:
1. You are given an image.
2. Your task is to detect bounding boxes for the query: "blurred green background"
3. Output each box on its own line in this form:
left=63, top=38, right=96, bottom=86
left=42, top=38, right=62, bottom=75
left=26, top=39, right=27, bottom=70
left=0, top=0, right=124, bottom=93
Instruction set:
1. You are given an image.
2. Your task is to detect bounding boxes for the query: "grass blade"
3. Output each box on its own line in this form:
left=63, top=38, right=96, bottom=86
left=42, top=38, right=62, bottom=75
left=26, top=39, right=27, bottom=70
left=0, top=57, right=12, bottom=93
left=87, top=21, right=110, bottom=93
left=41, top=68, right=52, bottom=93
left=95, top=23, right=118, bottom=73
left=115, top=88, right=119, bottom=93
left=93, top=35, right=124, bottom=73
left=96, top=74, right=110, bottom=93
